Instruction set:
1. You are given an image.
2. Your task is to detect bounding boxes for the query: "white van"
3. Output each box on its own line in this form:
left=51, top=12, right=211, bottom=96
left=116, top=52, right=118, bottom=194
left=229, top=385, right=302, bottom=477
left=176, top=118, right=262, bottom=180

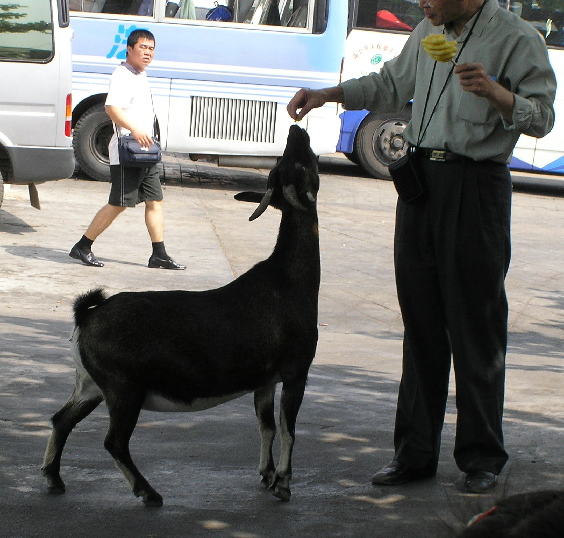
left=0, top=0, right=75, bottom=209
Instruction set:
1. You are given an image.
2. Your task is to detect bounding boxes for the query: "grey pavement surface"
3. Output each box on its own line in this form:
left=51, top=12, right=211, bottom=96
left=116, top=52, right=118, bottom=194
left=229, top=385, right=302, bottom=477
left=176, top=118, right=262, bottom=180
left=0, top=154, right=563, bottom=537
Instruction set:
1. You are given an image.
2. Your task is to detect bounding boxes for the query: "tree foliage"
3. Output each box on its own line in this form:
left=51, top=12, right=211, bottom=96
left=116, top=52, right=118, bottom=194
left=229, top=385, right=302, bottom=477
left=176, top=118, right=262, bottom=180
left=0, top=4, right=50, bottom=34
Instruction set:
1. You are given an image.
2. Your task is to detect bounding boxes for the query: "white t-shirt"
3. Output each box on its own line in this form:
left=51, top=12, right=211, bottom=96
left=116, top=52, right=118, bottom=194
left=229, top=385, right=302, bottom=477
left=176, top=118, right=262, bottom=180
left=105, top=63, right=155, bottom=165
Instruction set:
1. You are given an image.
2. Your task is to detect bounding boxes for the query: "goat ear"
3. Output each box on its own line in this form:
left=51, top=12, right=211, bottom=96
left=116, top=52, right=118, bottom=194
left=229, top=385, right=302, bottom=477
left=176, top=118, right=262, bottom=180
left=234, top=192, right=264, bottom=203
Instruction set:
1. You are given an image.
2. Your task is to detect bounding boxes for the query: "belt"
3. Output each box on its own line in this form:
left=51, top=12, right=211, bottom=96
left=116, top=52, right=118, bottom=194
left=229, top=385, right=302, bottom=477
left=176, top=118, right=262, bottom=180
left=420, top=148, right=468, bottom=162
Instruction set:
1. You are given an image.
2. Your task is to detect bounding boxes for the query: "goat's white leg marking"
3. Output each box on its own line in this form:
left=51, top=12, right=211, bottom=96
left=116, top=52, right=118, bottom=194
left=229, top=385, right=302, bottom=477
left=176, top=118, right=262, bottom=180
left=254, top=384, right=277, bottom=487
left=272, top=379, right=307, bottom=502
left=42, top=329, right=104, bottom=493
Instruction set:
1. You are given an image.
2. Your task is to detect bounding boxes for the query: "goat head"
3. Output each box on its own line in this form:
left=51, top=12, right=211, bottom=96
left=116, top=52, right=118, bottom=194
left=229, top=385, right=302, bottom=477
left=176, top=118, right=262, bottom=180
left=235, top=125, right=319, bottom=220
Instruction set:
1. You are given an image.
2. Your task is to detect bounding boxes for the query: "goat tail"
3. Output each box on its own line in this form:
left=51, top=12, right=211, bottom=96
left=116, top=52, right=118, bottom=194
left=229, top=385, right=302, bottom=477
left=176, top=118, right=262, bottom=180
left=73, top=288, right=107, bottom=327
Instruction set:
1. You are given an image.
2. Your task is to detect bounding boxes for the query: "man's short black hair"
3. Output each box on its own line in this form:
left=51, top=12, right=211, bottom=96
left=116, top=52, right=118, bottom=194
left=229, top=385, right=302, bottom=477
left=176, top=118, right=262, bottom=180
left=127, top=29, right=155, bottom=49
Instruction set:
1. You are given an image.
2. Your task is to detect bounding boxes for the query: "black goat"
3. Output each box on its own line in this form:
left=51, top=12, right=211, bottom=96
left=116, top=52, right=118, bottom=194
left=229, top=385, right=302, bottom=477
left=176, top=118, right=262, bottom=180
left=459, top=490, right=564, bottom=537
left=42, top=125, right=320, bottom=507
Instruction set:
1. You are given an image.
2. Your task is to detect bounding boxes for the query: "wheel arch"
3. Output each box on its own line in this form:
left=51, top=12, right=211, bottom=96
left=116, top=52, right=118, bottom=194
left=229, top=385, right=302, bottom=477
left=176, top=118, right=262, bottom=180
left=337, top=109, right=370, bottom=154
left=72, top=94, right=107, bottom=128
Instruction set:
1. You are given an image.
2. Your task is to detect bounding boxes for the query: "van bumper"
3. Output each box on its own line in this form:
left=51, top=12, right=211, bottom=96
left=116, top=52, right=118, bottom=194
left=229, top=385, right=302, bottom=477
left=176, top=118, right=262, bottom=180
left=3, top=146, right=75, bottom=183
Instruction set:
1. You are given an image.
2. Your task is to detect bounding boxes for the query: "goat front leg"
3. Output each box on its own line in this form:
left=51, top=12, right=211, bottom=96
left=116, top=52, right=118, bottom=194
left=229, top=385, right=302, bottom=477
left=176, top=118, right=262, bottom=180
left=254, top=384, right=277, bottom=488
left=104, top=393, right=163, bottom=507
left=272, top=378, right=307, bottom=502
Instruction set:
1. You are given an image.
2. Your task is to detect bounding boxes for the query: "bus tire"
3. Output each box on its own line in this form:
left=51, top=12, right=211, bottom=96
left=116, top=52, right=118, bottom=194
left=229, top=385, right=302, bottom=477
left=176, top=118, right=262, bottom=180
left=73, top=103, right=112, bottom=182
left=343, top=152, right=360, bottom=165
left=354, top=111, right=410, bottom=180
left=0, top=175, right=4, bottom=209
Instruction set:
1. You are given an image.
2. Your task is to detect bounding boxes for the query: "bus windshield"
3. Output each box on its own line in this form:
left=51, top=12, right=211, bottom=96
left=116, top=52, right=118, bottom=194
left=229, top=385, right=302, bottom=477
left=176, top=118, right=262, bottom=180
left=338, top=0, right=564, bottom=178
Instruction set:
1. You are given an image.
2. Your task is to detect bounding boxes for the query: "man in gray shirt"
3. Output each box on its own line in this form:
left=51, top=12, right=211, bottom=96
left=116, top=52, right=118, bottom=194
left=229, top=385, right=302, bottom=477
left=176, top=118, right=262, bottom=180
left=288, top=0, right=555, bottom=493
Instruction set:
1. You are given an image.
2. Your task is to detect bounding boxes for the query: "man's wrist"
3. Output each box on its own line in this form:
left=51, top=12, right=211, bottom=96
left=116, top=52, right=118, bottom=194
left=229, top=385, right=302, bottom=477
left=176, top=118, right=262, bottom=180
left=321, top=86, right=344, bottom=104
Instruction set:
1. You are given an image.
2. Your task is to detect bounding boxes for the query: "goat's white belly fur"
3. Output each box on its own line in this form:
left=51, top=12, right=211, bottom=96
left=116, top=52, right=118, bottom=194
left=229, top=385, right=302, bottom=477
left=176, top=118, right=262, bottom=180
left=142, top=390, right=252, bottom=412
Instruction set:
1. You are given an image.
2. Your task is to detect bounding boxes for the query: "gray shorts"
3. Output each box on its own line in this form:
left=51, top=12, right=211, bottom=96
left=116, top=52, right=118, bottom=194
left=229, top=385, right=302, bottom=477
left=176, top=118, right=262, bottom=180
left=108, top=165, right=163, bottom=207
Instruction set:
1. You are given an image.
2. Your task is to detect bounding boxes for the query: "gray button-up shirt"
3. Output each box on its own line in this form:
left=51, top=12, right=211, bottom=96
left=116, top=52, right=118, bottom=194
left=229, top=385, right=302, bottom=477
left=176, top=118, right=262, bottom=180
left=340, top=0, right=556, bottom=163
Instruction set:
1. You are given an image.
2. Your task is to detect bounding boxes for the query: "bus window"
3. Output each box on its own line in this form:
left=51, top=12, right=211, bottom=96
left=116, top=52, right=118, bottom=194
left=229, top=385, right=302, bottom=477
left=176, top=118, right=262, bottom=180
left=352, top=0, right=423, bottom=31
left=70, top=1, right=108, bottom=12
left=69, top=0, right=310, bottom=26
left=162, top=0, right=310, bottom=26
left=512, top=1, right=564, bottom=48
left=70, top=0, right=155, bottom=15
left=164, top=1, right=195, bottom=18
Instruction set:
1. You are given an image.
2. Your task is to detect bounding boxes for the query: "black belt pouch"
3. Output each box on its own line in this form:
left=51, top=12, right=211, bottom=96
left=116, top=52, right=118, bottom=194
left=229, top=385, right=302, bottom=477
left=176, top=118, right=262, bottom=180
left=388, top=146, right=425, bottom=204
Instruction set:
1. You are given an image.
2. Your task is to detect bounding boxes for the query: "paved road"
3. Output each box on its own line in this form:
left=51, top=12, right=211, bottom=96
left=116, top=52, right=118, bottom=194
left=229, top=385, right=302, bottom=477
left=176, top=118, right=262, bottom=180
left=0, top=154, right=563, bottom=537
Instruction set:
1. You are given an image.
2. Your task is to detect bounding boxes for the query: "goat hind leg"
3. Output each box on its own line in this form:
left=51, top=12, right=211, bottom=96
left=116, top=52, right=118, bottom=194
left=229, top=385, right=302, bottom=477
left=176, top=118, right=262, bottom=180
left=104, top=394, right=163, bottom=507
left=254, top=384, right=277, bottom=488
left=272, top=379, right=306, bottom=502
left=42, top=372, right=103, bottom=494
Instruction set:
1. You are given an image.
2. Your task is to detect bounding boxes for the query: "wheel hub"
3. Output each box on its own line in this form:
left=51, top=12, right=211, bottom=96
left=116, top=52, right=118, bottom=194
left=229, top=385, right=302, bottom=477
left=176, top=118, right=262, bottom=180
left=374, top=119, right=408, bottom=164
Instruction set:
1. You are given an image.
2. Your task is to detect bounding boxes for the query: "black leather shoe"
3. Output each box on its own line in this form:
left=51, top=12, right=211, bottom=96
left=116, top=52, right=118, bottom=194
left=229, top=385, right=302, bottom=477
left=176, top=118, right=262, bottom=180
left=69, top=244, right=103, bottom=267
left=465, top=471, right=497, bottom=494
left=371, top=460, right=435, bottom=486
left=148, top=255, right=186, bottom=270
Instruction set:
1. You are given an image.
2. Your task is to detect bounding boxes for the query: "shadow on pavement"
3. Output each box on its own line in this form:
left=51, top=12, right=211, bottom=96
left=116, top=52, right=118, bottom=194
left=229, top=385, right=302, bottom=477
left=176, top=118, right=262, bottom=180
left=1, top=312, right=563, bottom=537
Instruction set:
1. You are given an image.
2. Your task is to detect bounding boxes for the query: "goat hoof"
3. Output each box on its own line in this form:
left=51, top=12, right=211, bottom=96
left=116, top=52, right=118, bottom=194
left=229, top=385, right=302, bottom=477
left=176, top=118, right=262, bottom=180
left=141, top=492, right=163, bottom=507
left=47, top=483, right=66, bottom=495
left=143, top=498, right=163, bottom=508
left=44, top=473, right=66, bottom=495
left=260, top=472, right=276, bottom=489
left=272, top=486, right=291, bottom=502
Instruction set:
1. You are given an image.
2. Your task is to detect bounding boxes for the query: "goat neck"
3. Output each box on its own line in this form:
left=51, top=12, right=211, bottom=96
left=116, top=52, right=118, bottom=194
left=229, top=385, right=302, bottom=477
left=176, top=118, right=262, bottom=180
left=270, top=200, right=320, bottom=298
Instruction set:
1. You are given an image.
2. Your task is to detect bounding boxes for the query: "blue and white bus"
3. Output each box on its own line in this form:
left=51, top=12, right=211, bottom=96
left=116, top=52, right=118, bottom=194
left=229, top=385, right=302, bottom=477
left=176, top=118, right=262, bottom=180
left=69, top=0, right=348, bottom=181
left=339, top=0, right=564, bottom=179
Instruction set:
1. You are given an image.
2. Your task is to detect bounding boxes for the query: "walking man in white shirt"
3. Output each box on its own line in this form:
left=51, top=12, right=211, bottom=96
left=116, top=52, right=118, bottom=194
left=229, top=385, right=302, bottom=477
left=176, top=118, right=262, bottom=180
left=70, top=29, right=185, bottom=270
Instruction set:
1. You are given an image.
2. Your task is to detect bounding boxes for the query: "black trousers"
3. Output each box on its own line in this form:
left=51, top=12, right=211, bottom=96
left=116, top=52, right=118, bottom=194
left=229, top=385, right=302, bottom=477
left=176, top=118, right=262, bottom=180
left=393, top=158, right=511, bottom=475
